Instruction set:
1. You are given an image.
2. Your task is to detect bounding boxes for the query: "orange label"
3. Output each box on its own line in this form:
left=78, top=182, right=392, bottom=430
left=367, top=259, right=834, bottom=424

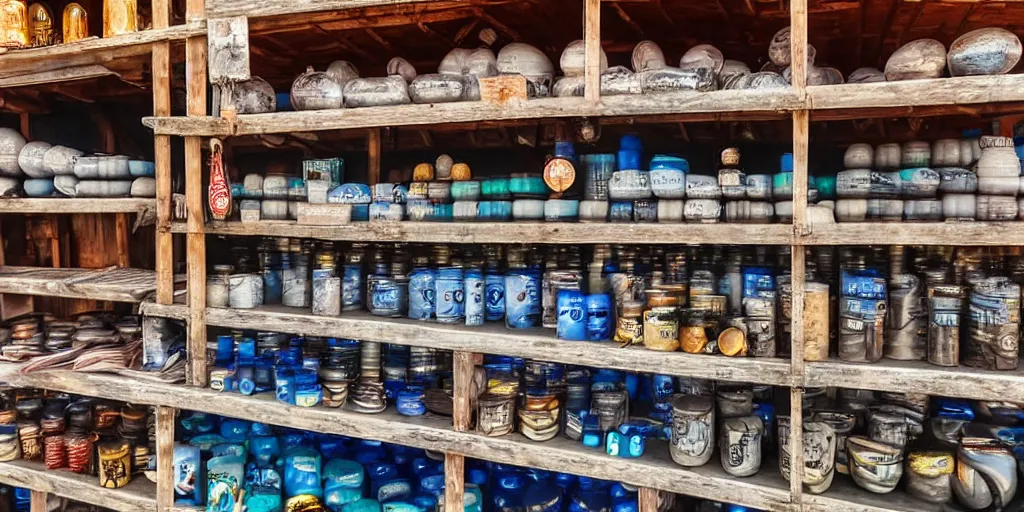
left=544, top=158, right=575, bottom=193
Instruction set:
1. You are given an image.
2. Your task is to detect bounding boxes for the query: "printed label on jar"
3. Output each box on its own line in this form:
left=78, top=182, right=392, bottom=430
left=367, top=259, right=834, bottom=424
left=615, top=317, right=643, bottom=346
left=643, top=308, right=679, bottom=350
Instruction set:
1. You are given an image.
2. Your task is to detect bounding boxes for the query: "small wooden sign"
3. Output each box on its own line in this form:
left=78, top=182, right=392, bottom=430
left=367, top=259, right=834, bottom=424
left=297, top=203, right=353, bottom=226
left=208, top=16, right=251, bottom=83
left=478, top=75, right=528, bottom=105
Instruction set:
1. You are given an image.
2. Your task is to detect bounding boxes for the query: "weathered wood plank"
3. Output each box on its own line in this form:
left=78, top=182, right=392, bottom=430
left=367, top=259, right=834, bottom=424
left=171, top=220, right=795, bottom=245
left=29, top=490, right=45, bottom=512
left=0, top=199, right=154, bottom=214
left=789, top=0, right=807, bottom=95
left=807, top=75, right=1024, bottom=111
left=0, top=266, right=178, bottom=302
left=0, top=459, right=157, bottom=512
left=805, top=359, right=1024, bottom=403
left=192, top=305, right=797, bottom=386
left=803, top=475, right=933, bottom=512
left=143, top=91, right=801, bottom=136
left=443, top=454, right=464, bottom=512
left=206, top=0, right=433, bottom=18
left=584, top=0, right=601, bottom=102
left=0, top=22, right=206, bottom=78
left=799, top=222, right=1024, bottom=246
left=156, top=406, right=175, bottom=512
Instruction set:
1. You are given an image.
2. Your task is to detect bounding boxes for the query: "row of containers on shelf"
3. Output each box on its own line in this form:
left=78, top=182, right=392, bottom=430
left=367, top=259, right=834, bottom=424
left=199, top=329, right=1024, bottom=511
left=0, top=129, right=156, bottom=198
left=223, top=132, right=1024, bottom=225
left=232, top=25, right=1023, bottom=115
left=0, top=391, right=155, bottom=490
left=210, top=241, right=1024, bottom=372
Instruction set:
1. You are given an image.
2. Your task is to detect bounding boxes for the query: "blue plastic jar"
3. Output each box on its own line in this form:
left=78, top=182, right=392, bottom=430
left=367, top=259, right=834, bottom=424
left=397, top=388, right=426, bottom=416
left=485, top=267, right=505, bottom=322
left=342, top=263, right=363, bottom=311
left=464, top=269, right=484, bottom=326
left=504, top=269, right=541, bottom=329
left=582, top=154, right=616, bottom=201
left=408, top=267, right=436, bottom=321
left=556, top=289, right=587, bottom=341
left=585, top=294, right=612, bottom=341
left=435, top=267, right=465, bottom=324
left=368, top=275, right=408, bottom=318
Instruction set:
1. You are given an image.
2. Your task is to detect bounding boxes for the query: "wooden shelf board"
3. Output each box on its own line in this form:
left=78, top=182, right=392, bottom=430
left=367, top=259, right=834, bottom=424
left=802, top=473, right=933, bottom=512
left=800, top=221, right=1024, bottom=246
left=0, top=22, right=206, bottom=78
left=0, top=266, right=176, bottom=303
left=806, top=75, right=1024, bottom=113
left=138, top=303, right=795, bottom=386
left=143, top=90, right=801, bottom=136
left=176, top=220, right=794, bottom=245
left=805, top=359, right=1024, bottom=403
left=206, top=0, right=432, bottom=19
left=0, top=459, right=157, bottom=512
left=0, top=198, right=155, bottom=214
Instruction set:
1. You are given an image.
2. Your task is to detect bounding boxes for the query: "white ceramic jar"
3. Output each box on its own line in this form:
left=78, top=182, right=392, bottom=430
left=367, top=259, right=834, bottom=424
left=684, top=199, right=721, bottom=223
left=685, top=174, right=721, bottom=199
left=263, top=175, right=289, bottom=199
left=657, top=200, right=684, bottom=223
left=43, top=145, right=82, bottom=175
left=835, top=199, right=868, bottom=222
left=608, top=170, right=652, bottom=200
left=960, top=139, right=981, bottom=166
left=774, top=200, right=793, bottom=222
left=579, top=200, right=609, bottom=222
left=904, top=200, right=943, bottom=221
left=901, top=141, right=931, bottom=168
left=261, top=199, right=289, bottom=220
left=976, top=136, right=1021, bottom=195
left=942, top=194, right=977, bottom=220
left=844, top=144, right=874, bottom=169
left=874, top=143, right=902, bottom=170
left=976, top=195, right=1019, bottom=220
left=453, top=201, right=478, bottom=221
left=867, top=199, right=904, bottom=221
left=931, top=139, right=962, bottom=167
left=512, top=199, right=545, bottom=220
left=18, top=141, right=52, bottom=178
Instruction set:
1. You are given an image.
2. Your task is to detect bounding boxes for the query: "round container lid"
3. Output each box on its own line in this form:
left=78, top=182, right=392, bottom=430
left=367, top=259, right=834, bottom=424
left=670, top=394, right=713, bottom=414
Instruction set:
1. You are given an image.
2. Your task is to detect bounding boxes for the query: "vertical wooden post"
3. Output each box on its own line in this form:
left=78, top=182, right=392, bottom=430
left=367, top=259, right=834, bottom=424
left=790, top=0, right=808, bottom=97
left=156, top=406, right=176, bottom=512
left=638, top=488, right=659, bottom=512
left=185, top=0, right=209, bottom=387
left=583, top=0, right=601, bottom=102
left=115, top=213, right=131, bottom=267
left=789, top=105, right=810, bottom=509
left=444, top=351, right=474, bottom=512
left=29, top=490, right=46, bottom=512
left=367, top=129, right=381, bottom=186
left=153, top=0, right=173, bottom=305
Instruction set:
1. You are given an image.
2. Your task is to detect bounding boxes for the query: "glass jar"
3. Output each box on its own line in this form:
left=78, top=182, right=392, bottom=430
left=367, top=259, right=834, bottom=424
left=518, top=394, right=561, bottom=441
left=542, top=270, right=583, bottom=328
left=368, top=274, right=408, bottom=318
left=614, top=300, right=643, bottom=346
left=342, top=246, right=366, bottom=312
left=102, top=0, right=136, bottom=37
left=504, top=268, right=541, bottom=329
left=61, top=3, right=87, bottom=42
left=464, top=269, right=484, bottom=326
left=0, top=0, right=29, bottom=48
left=643, top=304, right=679, bottom=351
left=478, top=392, right=516, bottom=437
left=408, top=260, right=436, bottom=321
left=27, top=2, right=54, bottom=47
left=435, top=267, right=465, bottom=324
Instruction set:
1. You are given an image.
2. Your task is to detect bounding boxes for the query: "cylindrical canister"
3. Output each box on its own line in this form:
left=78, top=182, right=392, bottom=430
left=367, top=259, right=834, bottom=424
left=228, top=273, right=263, bottom=309
left=643, top=306, right=679, bottom=351
left=556, top=289, right=587, bottom=341
left=812, top=411, right=856, bottom=475
left=436, top=267, right=465, bottom=324
left=312, top=275, right=341, bottom=316
left=464, top=269, right=484, bottom=326
left=779, top=418, right=837, bottom=495
left=906, top=451, right=954, bottom=504
left=669, top=395, right=714, bottom=467
left=885, top=274, right=926, bottom=360
left=98, top=440, right=132, bottom=489
left=846, top=436, right=903, bottom=494
left=867, top=412, right=908, bottom=451
left=585, top=294, right=612, bottom=341
left=965, top=277, right=1020, bottom=370
left=719, top=415, right=763, bottom=477
left=838, top=297, right=886, bottom=363
left=928, top=285, right=965, bottom=366
left=804, top=282, right=830, bottom=361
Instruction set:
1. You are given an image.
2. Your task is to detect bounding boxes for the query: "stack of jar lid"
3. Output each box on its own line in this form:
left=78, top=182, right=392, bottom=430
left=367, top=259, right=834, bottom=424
left=828, top=137, right=1024, bottom=222
left=0, top=392, right=152, bottom=490
left=0, top=313, right=139, bottom=363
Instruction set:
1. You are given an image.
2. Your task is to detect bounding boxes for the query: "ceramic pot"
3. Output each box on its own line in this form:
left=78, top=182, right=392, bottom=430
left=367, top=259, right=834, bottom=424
left=23, top=178, right=54, bottom=197
left=18, top=141, right=51, bottom=178
left=291, top=67, right=343, bottom=111
left=261, top=199, right=289, bottom=220
left=657, top=200, right=683, bottom=222
left=560, top=39, right=607, bottom=77
left=130, top=177, right=155, bottom=197
left=835, top=199, right=867, bottom=222
left=684, top=199, right=720, bottom=223
left=42, top=145, right=81, bottom=175
left=885, top=39, right=947, bottom=81
left=513, top=199, right=545, bottom=220
left=942, top=193, right=977, bottom=220
left=686, top=174, right=721, bottom=199
left=325, top=60, right=359, bottom=87
left=904, top=199, right=942, bottom=221
left=631, top=40, right=666, bottom=72
left=844, top=144, right=874, bottom=169
left=779, top=418, right=837, bottom=494
left=229, top=77, right=276, bottom=114
left=0, top=128, right=27, bottom=176
left=669, top=395, right=714, bottom=467
left=746, top=175, right=771, bottom=199
left=263, top=174, right=288, bottom=199
left=961, top=138, right=982, bottom=166
left=902, top=141, right=931, bottom=167
left=875, top=143, right=902, bottom=170
left=343, top=77, right=410, bottom=108
left=948, top=28, right=1022, bottom=76
left=848, top=67, right=885, bottom=83
left=976, top=195, right=1019, bottom=220
left=679, top=44, right=724, bottom=74
left=76, top=180, right=131, bottom=197
left=579, top=200, right=608, bottom=222
left=719, top=415, right=763, bottom=477
left=52, top=175, right=78, bottom=196
left=409, top=74, right=465, bottom=104
left=725, top=201, right=774, bottom=223
left=867, top=198, right=903, bottom=221
left=453, top=201, right=478, bottom=221
left=608, top=170, right=652, bottom=200
left=932, top=139, right=962, bottom=167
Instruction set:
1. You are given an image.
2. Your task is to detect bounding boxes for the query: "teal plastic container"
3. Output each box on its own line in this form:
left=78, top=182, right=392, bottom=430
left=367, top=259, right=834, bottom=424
left=509, top=174, right=548, bottom=199
left=481, top=177, right=511, bottom=200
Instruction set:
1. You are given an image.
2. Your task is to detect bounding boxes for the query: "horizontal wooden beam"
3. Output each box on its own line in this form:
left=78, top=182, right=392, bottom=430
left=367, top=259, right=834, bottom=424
left=803, top=477, right=933, bottom=512
left=806, top=75, right=1024, bottom=112
left=805, top=359, right=1024, bottom=403
left=143, top=90, right=800, bottom=136
left=0, top=22, right=206, bottom=78
left=171, top=220, right=795, bottom=245
left=209, top=0, right=432, bottom=19
left=0, top=460, right=157, bottom=512
left=0, top=198, right=155, bottom=214
left=140, top=303, right=796, bottom=386
left=800, top=222, right=1024, bottom=246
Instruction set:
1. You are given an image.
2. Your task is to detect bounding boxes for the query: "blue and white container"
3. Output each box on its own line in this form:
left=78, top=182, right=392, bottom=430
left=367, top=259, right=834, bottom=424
left=465, top=269, right=484, bottom=326
left=556, top=289, right=587, bottom=341
left=582, top=154, right=616, bottom=200
left=485, top=270, right=506, bottom=322
left=436, top=267, right=465, bottom=324
left=505, top=269, right=541, bottom=329
left=649, top=155, right=688, bottom=199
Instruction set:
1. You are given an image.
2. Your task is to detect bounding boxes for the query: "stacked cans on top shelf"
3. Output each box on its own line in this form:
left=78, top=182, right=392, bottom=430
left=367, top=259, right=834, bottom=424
left=823, top=136, right=1024, bottom=222
left=803, top=245, right=1023, bottom=372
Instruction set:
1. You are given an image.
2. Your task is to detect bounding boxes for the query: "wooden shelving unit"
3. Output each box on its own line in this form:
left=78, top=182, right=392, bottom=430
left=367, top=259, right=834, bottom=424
left=3, top=0, right=1024, bottom=510
left=0, top=266, right=174, bottom=303
left=0, top=459, right=160, bottom=512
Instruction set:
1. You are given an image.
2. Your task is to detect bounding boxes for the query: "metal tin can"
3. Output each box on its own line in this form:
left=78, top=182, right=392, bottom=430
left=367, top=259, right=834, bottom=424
left=965, top=277, right=1021, bottom=371
left=719, top=415, right=763, bottom=477
left=98, top=440, right=132, bottom=489
left=615, top=300, right=644, bottom=346
left=838, top=297, right=886, bottom=363
left=643, top=306, right=679, bottom=351
left=928, top=285, right=965, bottom=366
left=846, top=435, right=903, bottom=494
left=812, top=411, right=857, bottom=475
left=312, top=276, right=341, bottom=316
left=906, top=451, right=954, bottom=504
left=543, top=270, right=583, bottom=328
left=885, top=274, right=926, bottom=360
left=953, top=438, right=1017, bottom=510
left=556, top=289, right=587, bottom=341
left=669, top=395, right=714, bottom=467
left=779, top=418, right=837, bottom=495
left=368, top=275, right=408, bottom=318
